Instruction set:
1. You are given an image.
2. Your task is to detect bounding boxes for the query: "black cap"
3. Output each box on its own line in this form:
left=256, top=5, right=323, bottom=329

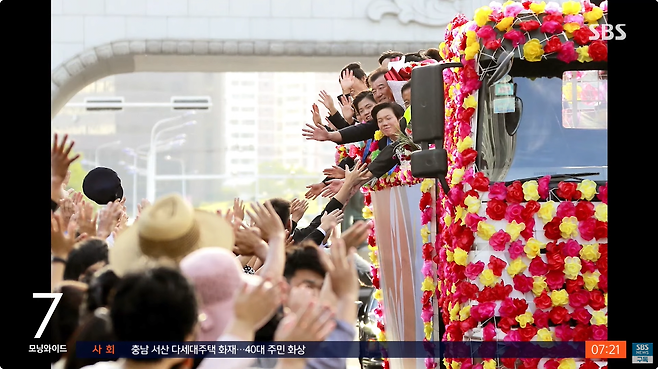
left=82, top=167, right=124, bottom=205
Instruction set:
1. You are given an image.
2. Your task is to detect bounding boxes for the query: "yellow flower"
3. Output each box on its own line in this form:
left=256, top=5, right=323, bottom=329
left=559, top=216, right=578, bottom=239
left=563, top=22, right=581, bottom=36
left=451, top=282, right=456, bottom=293
left=537, top=328, right=554, bottom=341
left=446, top=249, right=454, bottom=262
left=421, top=178, right=434, bottom=193
left=451, top=168, right=465, bottom=185
left=457, top=136, right=473, bottom=153
left=459, top=305, right=471, bottom=321
left=424, top=322, right=433, bottom=340
left=563, top=257, right=582, bottom=280
left=374, top=289, right=383, bottom=301
left=507, top=258, right=527, bottom=277
left=374, top=130, right=385, bottom=141
left=464, top=195, right=480, bottom=213
left=604, top=293, right=607, bottom=306
left=477, top=221, right=496, bottom=240
left=580, top=243, right=601, bottom=262
left=455, top=205, right=465, bottom=225
left=483, top=359, right=496, bottom=369
left=595, top=203, right=607, bottom=222
left=577, top=179, right=598, bottom=200
left=583, top=271, right=600, bottom=291
left=524, top=238, right=545, bottom=259
left=421, top=227, right=431, bottom=244
left=538, top=201, right=556, bottom=223
left=449, top=301, right=460, bottom=321
left=523, top=39, right=544, bottom=62
left=465, top=43, right=480, bottom=60
left=562, top=1, right=581, bottom=15
left=362, top=206, right=373, bottom=219
left=516, top=311, right=534, bottom=328
left=474, top=6, right=493, bottom=27
left=584, top=7, right=603, bottom=23
left=451, top=360, right=461, bottom=369
left=522, top=180, right=540, bottom=201
left=577, top=46, right=593, bottom=63
left=479, top=269, right=497, bottom=287
left=369, top=251, right=379, bottom=266
left=558, top=358, right=576, bottom=369
left=591, top=311, right=607, bottom=326
left=551, top=289, right=569, bottom=306
left=529, top=1, right=546, bottom=14
left=463, top=95, right=477, bottom=109
left=444, top=213, right=452, bottom=227
left=377, top=330, right=386, bottom=342
left=496, top=17, right=515, bottom=32
left=466, top=30, right=477, bottom=46
left=422, top=276, right=435, bottom=291
left=438, top=42, right=447, bottom=59
left=506, top=220, right=526, bottom=241
left=532, top=276, right=547, bottom=296
left=453, top=248, right=468, bottom=266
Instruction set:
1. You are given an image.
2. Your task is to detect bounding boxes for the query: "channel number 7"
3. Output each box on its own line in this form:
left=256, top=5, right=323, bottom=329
left=33, top=293, right=63, bottom=338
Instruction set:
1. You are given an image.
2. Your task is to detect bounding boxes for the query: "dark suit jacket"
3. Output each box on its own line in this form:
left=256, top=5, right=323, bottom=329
left=327, top=112, right=351, bottom=130
left=337, top=120, right=378, bottom=144
left=291, top=197, right=345, bottom=245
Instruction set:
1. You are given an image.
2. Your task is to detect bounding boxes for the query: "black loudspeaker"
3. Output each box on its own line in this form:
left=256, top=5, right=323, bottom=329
left=410, top=63, right=446, bottom=143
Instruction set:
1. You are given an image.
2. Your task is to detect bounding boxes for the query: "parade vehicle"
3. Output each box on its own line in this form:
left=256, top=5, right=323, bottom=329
left=360, top=1, right=608, bottom=369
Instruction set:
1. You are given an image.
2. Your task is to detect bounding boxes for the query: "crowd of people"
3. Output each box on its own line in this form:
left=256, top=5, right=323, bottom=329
left=50, top=48, right=442, bottom=369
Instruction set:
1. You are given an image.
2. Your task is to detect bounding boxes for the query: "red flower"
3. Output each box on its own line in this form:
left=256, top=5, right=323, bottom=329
left=588, top=40, right=607, bottom=61
left=489, top=230, right=511, bottom=251
left=519, top=325, right=538, bottom=341
left=543, top=14, right=564, bottom=24
left=546, top=241, right=559, bottom=255
left=499, top=298, right=517, bottom=318
left=549, top=306, right=570, bottom=325
left=519, top=20, right=540, bottom=32
left=578, top=217, right=597, bottom=241
left=520, top=217, right=535, bottom=241
left=533, top=309, right=550, bottom=328
left=504, top=30, right=526, bottom=47
left=556, top=182, right=579, bottom=200
left=477, top=286, right=496, bottom=303
left=472, top=172, right=490, bottom=192
left=422, top=290, right=433, bottom=305
left=543, top=35, right=562, bottom=53
left=489, top=12, right=504, bottom=23
left=493, top=282, right=514, bottom=300
left=555, top=324, right=574, bottom=341
left=556, top=201, right=575, bottom=218
left=464, top=64, right=479, bottom=82
left=456, top=229, right=476, bottom=250
left=422, top=243, right=433, bottom=259
left=543, top=359, right=559, bottom=369
left=460, top=316, right=477, bottom=332
left=488, top=255, right=507, bottom=276
left=573, top=324, right=591, bottom=341
left=506, top=181, right=525, bottom=204
left=575, top=201, right=595, bottom=221
left=589, top=289, right=606, bottom=310
left=580, top=360, right=600, bottom=369
left=501, top=358, right=518, bottom=369
left=512, top=298, right=528, bottom=316
left=594, top=220, right=607, bottom=239
left=547, top=253, right=565, bottom=272
left=573, top=26, right=595, bottom=45
left=520, top=358, right=541, bottom=369
left=540, top=21, right=563, bottom=34
left=529, top=257, right=549, bottom=276
left=513, top=274, right=534, bottom=293
left=568, top=289, right=590, bottom=308
left=498, top=316, right=516, bottom=332
left=545, top=270, right=565, bottom=290
left=462, top=148, right=478, bottom=166
left=572, top=308, right=592, bottom=325
left=534, top=291, right=552, bottom=309
left=458, top=107, right=476, bottom=121
left=565, top=275, right=585, bottom=294
left=543, top=218, right=562, bottom=240
left=581, top=260, right=596, bottom=273
left=591, top=325, right=608, bottom=341
left=597, top=255, right=608, bottom=276
left=420, top=192, right=432, bottom=210
left=485, top=39, right=502, bottom=50
left=486, top=199, right=507, bottom=220
left=471, top=301, right=496, bottom=322
left=599, top=274, right=608, bottom=293
left=464, top=261, right=485, bottom=280
left=521, top=200, right=540, bottom=221
left=597, top=183, right=607, bottom=204
left=522, top=0, right=532, bottom=9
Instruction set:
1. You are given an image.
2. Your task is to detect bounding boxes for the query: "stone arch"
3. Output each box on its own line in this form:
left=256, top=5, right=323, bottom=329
left=50, top=39, right=433, bottom=119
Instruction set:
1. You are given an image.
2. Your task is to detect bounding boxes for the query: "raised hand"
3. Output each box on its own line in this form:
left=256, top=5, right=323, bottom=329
left=136, top=199, right=150, bottom=221
left=57, top=196, right=77, bottom=229
left=311, top=103, right=322, bottom=126
left=340, top=220, right=372, bottom=249
left=234, top=227, right=269, bottom=260
left=247, top=201, right=286, bottom=243
left=339, top=95, right=354, bottom=123
left=275, top=297, right=336, bottom=342
left=339, top=69, right=355, bottom=95
left=290, top=199, right=309, bottom=223
left=97, top=201, right=123, bottom=239
left=319, top=209, right=344, bottom=233
left=344, top=158, right=370, bottom=186
left=320, top=179, right=344, bottom=198
left=322, top=165, right=346, bottom=179
left=76, top=201, right=98, bottom=238
left=233, top=198, right=246, bottom=221
left=320, top=230, right=359, bottom=301
left=51, top=133, right=80, bottom=203
left=302, top=122, right=330, bottom=142
left=230, top=278, right=283, bottom=334
left=51, top=212, right=81, bottom=260
left=304, top=183, right=326, bottom=200
left=318, top=90, right=337, bottom=115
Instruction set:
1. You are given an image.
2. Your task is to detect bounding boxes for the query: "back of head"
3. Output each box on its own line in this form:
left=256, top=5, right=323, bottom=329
left=179, top=247, right=245, bottom=341
left=340, top=62, right=367, bottom=81
left=64, top=238, right=109, bottom=281
left=403, top=52, right=425, bottom=62
left=84, top=268, right=120, bottom=317
left=267, top=198, right=291, bottom=229
left=64, top=308, right=115, bottom=369
left=378, top=50, right=404, bottom=65
left=110, top=266, right=198, bottom=343
left=421, top=48, right=442, bottom=62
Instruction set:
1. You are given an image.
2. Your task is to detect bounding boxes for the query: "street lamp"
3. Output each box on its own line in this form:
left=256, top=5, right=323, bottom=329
left=146, top=113, right=196, bottom=201
left=95, top=140, right=121, bottom=167
left=165, top=155, right=186, bottom=198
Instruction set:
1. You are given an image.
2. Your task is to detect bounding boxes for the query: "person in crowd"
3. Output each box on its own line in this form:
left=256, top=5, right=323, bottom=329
left=378, top=50, right=404, bottom=69
left=62, top=238, right=109, bottom=282
left=401, top=80, right=411, bottom=110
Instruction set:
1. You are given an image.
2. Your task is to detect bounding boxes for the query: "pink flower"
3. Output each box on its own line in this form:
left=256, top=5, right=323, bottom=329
left=509, top=240, right=525, bottom=260
left=503, top=2, right=524, bottom=17
left=546, top=270, right=565, bottom=290
left=463, top=168, right=475, bottom=185
left=477, top=25, right=497, bottom=41
left=422, top=261, right=434, bottom=277
left=557, top=41, right=578, bottom=63
left=421, top=308, right=434, bottom=322
left=448, top=186, right=465, bottom=205
left=597, top=183, right=607, bottom=204
left=464, top=214, right=485, bottom=232
left=600, top=1, right=608, bottom=11
left=545, top=1, right=562, bottom=15
left=538, top=175, right=550, bottom=199
left=421, top=207, right=433, bottom=225
left=555, top=324, right=574, bottom=341
left=425, top=358, right=438, bottom=369
left=465, top=261, right=485, bottom=280
left=556, top=201, right=576, bottom=218
left=471, top=301, right=496, bottom=321
left=562, top=239, right=582, bottom=257
left=489, top=230, right=511, bottom=251
left=504, top=330, right=521, bottom=342
left=483, top=323, right=497, bottom=341
left=498, top=298, right=516, bottom=317
left=578, top=217, right=596, bottom=241
left=591, top=325, right=607, bottom=340
left=505, top=203, right=525, bottom=223
left=581, top=260, right=597, bottom=273
left=564, top=14, right=584, bottom=26
left=540, top=20, right=563, bottom=34
left=504, top=30, right=526, bottom=47
left=488, top=182, right=507, bottom=201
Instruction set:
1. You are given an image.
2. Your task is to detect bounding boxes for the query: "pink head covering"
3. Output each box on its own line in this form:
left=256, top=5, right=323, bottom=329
left=180, top=248, right=259, bottom=341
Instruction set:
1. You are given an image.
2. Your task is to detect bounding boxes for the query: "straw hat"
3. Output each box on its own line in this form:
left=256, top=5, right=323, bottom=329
left=109, top=194, right=234, bottom=277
